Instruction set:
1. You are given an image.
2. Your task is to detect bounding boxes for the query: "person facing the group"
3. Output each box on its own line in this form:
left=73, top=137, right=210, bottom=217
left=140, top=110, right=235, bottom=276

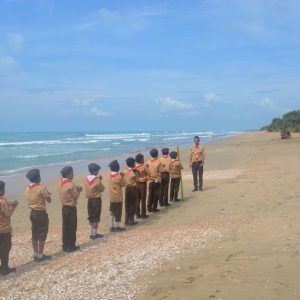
left=84, top=163, right=105, bottom=240
left=108, top=160, right=126, bottom=232
left=123, top=157, right=138, bottom=226
left=134, top=153, right=149, bottom=219
left=169, top=151, right=183, bottom=202
left=0, top=181, right=18, bottom=276
left=25, top=169, right=52, bottom=261
left=146, top=148, right=161, bottom=213
left=189, top=136, right=205, bottom=191
left=158, top=148, right=173, bottom=207
left=59, top=166, right=83, bottom=252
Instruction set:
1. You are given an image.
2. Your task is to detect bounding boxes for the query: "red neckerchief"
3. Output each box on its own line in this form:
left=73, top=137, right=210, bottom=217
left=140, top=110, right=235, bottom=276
left=172, top=159, right=178, bottom=163
left=134, top=163, right=143, bottom=169
left=60, top=178, right=70, bottom=187
left=86, top=175, right=97, bottom=186
left=126, top=168, right=132, bottom=173
left=110, top=172, right=119, bottom=178
left=194, top=145, right=200, bottom=160
left=150, top=158, right=157, bottom=163
left=28, top=183, right=40, bottom=190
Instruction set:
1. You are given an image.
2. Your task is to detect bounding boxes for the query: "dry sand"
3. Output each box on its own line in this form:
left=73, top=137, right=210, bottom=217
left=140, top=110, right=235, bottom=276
left=1, top=131, right=300, bottom=299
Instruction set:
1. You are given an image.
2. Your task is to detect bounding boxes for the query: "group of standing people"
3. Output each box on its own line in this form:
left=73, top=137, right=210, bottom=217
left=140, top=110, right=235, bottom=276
left=0, top=136, right=205, bottom=276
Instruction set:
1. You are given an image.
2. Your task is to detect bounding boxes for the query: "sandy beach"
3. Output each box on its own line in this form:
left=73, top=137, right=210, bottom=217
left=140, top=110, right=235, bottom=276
left=1, top=131, right=300, bottom=299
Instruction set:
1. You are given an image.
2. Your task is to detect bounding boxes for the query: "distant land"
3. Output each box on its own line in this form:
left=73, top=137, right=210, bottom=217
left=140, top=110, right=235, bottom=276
left=261, top=110, right=300, bottom=132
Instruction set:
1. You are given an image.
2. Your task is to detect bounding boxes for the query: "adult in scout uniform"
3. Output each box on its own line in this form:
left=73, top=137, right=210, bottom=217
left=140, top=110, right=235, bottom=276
left=189, top=136, right=205, bottom=191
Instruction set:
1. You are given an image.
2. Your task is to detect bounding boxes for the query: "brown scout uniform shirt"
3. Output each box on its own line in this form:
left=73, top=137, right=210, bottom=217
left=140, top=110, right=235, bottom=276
left=59, top=178, right=81, bottom=207
left=158, top=155, right=173, bottom=173
left=25, top=183, right=51, bottom=210
left=84, top=175, right=105, bottom=198
left=146, top=158, right=161, bottom=182
left=190, top=144, right=206, bottom=163
left=171, top=159, right=183, bottom=178
left=108, top=172, right=125, bottom=203
left=134, top=163, right=148, bottom=183
left=0, top=197, right=14, bottom=234
left=123, top=168, right=138, bottom=187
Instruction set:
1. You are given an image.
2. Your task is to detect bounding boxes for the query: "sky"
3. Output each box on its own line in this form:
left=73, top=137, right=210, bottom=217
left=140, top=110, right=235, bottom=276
left=0, top=0, right=300, bottom=132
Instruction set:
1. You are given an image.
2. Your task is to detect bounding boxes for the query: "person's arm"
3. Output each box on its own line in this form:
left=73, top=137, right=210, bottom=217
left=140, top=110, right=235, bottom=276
left=201, top=147, right=206, bottom=166
left=189, top=147, right=193, bottom=168
left=43, top=187, right=52, bottom=203
left=97, top=178, right=105, bottom=193
left=1, top=199, right=18, bottom=217
left=70, top=183, right=83, bottom=201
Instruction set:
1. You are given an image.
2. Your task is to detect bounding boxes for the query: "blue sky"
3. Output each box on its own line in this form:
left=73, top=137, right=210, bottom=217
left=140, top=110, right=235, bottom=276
left=0, top=0, right=300, bottom=131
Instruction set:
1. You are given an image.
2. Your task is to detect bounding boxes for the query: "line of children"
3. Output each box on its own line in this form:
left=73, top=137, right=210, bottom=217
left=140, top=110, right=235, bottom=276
left=0, top=147, right=183, bottom=276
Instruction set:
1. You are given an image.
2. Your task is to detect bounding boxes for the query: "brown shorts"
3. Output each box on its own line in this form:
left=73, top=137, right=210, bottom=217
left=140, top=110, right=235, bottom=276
left=87, top=197, right=102, bottom=223
left=109, top=202, right=122, bottom=222
left=30, top=210, right=49, bottom=241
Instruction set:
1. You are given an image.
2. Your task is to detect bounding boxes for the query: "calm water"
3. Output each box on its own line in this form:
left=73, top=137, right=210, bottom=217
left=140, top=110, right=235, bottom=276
left=0, top=131, right=238, bottom=176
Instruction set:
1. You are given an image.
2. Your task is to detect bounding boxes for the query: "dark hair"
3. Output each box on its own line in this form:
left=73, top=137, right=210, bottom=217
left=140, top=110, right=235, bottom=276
left=135, top=153, right=144, bottom=163
left=60, top=166, right=74, bottom=178
left=194, top=136, right=200, bottom=141
left=150, top=148, right=158, bottom=158
left=169, top=151, right=178, bottom=159
left=126, top=157, right=135, bottom=168
left=88, top=163, right=101, bottom=173
left=109, top=160, right=120, bottom=172
left=26, top=168, right=41, bottom=183
left=162, top=148, right=169, bottom=155
left=0, top=181, right=5, bottom=191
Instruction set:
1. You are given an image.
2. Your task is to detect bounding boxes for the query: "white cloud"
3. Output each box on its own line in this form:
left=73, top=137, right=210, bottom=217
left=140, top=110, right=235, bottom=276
left=156, top=97, right=193, bottom=111
left=89, top=107, right=112, bottom=117
left=73, top=98, right=94, bottom=106
left=204, top=92, right=219, bottom=102
left=260, top=98, right=278, bottom=110
left=0, top=56, right=18, bottom=66
left=8, top=33, right=24, bottom=51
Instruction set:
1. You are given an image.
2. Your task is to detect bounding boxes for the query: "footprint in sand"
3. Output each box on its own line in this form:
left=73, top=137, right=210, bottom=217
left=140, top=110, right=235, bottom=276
left=225, top=250, right=244, bottom=261
left=189, top=265, right=199, bottom=270
left=181, top=276, right=195, bottom=284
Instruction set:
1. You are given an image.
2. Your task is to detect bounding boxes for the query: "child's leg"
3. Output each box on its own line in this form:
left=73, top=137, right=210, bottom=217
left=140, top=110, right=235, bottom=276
left=141, top=182, right=147, bottom=217
left=38, top=211, right=49, bottom=257
left=30, top=210, right=39, bottom=258
left=170, top=178, right=175, bottom=201
left=147, top=181, right=154, bottom=212
left=87, top=198, right=93, bottom=235
left=163, top=174, right=170, bottom=205
left=125, top=187, right=130, bottom=224
left=69, top=207, right=77, bottom=249
left=0, top=232, right=12, bottom=272
left=62, top=206, right=70, bottom=251
left=174, top=178, right=180, bottom=200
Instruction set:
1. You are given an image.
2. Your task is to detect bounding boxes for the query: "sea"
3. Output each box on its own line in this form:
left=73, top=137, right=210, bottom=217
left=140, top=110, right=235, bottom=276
left=0, top=131, right=238, bottom=177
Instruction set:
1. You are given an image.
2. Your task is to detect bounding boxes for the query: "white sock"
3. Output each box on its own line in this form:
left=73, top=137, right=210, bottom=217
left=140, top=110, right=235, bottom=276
left=37, top=253, right=43, bottom=259
left=92, top=228, right=97, bottom=236
left=116, top=221, right=121, bottom=228
left=88, top=224, right=93, bottom=235
left=109, top=214, right=114, bottom=228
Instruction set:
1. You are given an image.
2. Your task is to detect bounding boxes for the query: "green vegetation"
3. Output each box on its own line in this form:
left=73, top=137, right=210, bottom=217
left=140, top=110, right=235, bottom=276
left=261, top=110, right=300, bottom=132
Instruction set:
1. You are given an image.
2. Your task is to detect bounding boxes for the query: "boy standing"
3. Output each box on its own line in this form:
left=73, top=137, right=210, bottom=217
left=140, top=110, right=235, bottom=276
left=169, top=151, right=183, bottom=202
left=189, top=136, right=206, bottom=191
left=134, top=153, right=149, bottom=219
left=84, top=163, right=105, bottom=240
left=158, top=148, right=173, bottom=207
left=146, top=148, right=161, bottom=213
left=123, top=157, right=138, bottom=226
left=58, top=166, right=83, bottom=252
left=25, top=169, right=52, bottom=261
left=108, top=160, right=126, bottom=232
left=0, top=181, right=18, bottom=276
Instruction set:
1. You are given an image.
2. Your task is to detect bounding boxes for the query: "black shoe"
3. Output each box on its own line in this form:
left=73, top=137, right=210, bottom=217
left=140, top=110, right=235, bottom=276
left=110, top=227, right=115, bottom=232
left=148, top=208, right=153, bottom=213
left=153, top=209, right=160, bottom=213
left=164, top=203, right=171, bottom=207
left=199, top=188, right=203, bottom=192
left=115, top=227, right=126, bottom=232
left=36, top=254, right=52, bottom=262
left=141, top=214, right=149, bottom=219
left=68, top=246, right=80, bottom=252
left=170, top=199, right=174, bottom=202
left=1, top=267, right=16, bottom=276
left=192, top=188, right=198, bottom=192
left=136, top=214, right=142, bottom=219
left=175, top=199, right=180, bottom=202
left=127, top=221, right=138, bottom=226
left=160, top=203, right=165, bottom=207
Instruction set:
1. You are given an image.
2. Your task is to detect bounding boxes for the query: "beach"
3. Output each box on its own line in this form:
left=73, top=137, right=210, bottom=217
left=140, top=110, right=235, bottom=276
left=1, top=131, right=300, bottom=299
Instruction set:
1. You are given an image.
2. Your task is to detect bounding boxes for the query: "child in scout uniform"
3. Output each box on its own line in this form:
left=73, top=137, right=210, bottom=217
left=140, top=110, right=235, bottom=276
left=84, top=163, right=105, bottom=240
left=158, top=148, right=173, bottom=207
left=108, top=160, right=126, bottom=232
left=0, top=181, right=18, bottom=276
left=189, top=136, right=206, bottom=191
left=58, top=166, right=83, bottom=252
left=25, top=169, right=52, bottom=261
left=134, top=153, right=149, bottom=219
left=169, top=151, right=183, bottom=202
left=146, top=148, right=161, bottom=213
left=123, top=157, right=138, bottom=226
